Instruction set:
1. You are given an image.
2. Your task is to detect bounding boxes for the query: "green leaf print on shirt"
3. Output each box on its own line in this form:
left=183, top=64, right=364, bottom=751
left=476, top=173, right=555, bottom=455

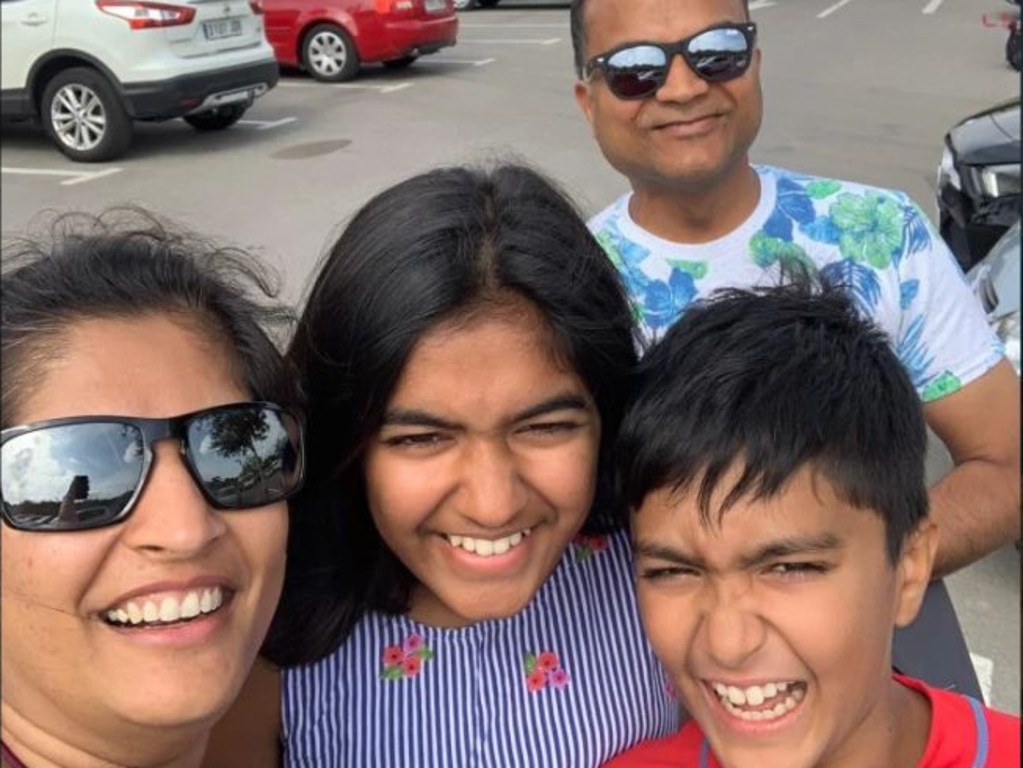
left=595, top=231, right=626, bottom=271
left=922, top=371, right=962, bottom=402
left=830, top=192, right=904, bottom=269
left=665, top=259, right=708, bottom=279
left=805, top=179, right=842, bottom=199
left=749, top=231, right=814, bottom=270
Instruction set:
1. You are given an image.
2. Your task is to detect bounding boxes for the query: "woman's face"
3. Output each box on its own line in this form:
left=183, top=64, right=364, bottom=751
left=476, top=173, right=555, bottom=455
left=0, top=315, right=287, bottom=761
left=365, top=304, right=601, bottom=627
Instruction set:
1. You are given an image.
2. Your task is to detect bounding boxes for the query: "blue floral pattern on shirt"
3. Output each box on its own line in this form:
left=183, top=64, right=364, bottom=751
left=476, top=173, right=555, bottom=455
left=589, top=165, right=1003, bottom=402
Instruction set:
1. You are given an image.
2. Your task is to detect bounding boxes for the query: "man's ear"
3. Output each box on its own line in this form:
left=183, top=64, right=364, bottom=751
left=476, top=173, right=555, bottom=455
left=574, top=79, right=595, bottom=127
left=893, top=519, right=938, bottom=628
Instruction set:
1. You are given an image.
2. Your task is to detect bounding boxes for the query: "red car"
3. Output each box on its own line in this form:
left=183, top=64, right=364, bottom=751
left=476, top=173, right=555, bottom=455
left=263, top=0, right=458, bottom=82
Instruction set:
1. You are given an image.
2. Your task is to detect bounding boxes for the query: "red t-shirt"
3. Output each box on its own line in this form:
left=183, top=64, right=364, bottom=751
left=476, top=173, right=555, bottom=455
left=602, top=675, right=1020, bottom=768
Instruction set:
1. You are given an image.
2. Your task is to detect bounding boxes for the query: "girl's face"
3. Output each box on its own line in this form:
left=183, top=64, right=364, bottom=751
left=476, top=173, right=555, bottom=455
left=364, top=304, right=601, bottom=627
left=0, top=315, right=287, bottom=765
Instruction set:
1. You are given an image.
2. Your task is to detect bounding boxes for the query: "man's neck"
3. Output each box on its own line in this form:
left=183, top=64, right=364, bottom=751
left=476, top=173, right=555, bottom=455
left=628, top=163, right=761, bottom=245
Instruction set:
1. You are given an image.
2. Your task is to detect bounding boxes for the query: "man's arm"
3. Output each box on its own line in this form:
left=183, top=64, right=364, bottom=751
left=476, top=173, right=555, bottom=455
left=924, top=358, right=1021, bottom=578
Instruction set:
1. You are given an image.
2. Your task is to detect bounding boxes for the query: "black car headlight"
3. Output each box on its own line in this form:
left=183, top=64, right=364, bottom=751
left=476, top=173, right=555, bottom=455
left=975, top=163, right=1021, bottom=198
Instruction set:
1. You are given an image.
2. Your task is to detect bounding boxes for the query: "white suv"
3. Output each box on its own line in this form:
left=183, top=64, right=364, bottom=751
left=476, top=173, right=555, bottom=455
left=1, top=0, right=279, bottom=161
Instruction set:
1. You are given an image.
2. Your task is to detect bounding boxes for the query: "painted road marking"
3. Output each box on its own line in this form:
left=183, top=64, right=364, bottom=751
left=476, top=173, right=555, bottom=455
left=458, top=38, right=561, bottom=45
left=277, top=81, right=414, bottom=93
left=970, top=653, right=994, bottom=705
left=748, top=0, right=778, bottom=10
left=1, top=166, right=123, bottom=186
left=922, top=0, right=946, bottom=14
left=425, top=57, right=496, bottom=66
left=237, top=117, right=298, bottom=130
left=818, top=0, right=857, bottom=19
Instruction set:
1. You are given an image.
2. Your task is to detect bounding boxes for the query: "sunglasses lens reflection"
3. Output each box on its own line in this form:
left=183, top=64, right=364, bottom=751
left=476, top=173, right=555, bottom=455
left=606, top=44, right=668, bottom=99
left=1, top=405, right=303, bottom=532
left=188, top=407, right=302, bottom=510
left=687, top=27, right=751, bottom=81
left=1, top=423, right=145, bottom=531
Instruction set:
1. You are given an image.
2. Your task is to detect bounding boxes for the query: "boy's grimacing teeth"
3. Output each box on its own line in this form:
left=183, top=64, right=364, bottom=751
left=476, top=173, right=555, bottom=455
left=710, top=680, right=807, bottom=722
left=103, top=586, right=226, bottom=628
left=444, top=527, right=532, bottom=557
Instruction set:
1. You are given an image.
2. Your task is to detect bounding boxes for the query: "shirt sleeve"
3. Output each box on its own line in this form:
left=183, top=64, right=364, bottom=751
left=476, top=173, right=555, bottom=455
left=891, top=200, right=1004, bottom=402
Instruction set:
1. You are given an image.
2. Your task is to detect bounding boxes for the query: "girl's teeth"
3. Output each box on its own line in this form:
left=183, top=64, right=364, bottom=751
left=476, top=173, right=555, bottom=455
left=105, top=586, right=225, bottom=627
left=446, top=529, right=531, bottom=558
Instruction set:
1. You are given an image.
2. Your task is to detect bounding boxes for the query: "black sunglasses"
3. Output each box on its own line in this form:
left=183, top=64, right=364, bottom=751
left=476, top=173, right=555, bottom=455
left=1, top=402, right=305, bottom=532
left=584, top=22, right=757, bottom=100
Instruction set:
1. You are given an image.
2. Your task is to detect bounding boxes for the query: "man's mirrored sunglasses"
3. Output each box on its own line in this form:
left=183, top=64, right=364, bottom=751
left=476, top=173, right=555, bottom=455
left=1, top=402, right=305, bottom=532
left=584, top=22, right=758, bottom=100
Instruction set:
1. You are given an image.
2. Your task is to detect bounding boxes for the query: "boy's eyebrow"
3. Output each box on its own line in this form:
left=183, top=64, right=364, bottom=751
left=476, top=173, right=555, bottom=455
left=380, top=393, right=589, bottom=430
left=633, top=533, right=844, bottom=570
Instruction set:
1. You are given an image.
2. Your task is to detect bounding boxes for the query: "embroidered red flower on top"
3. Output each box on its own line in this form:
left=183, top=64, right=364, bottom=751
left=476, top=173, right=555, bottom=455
left=572, top=533, right=610, bottom=561
left=523, top=650, right=571, bottom=692
left=381, top=633, right=434, bottom=681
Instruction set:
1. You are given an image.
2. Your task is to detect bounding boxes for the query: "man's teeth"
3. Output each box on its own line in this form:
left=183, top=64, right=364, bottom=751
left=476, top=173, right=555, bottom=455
left=711, top=680, right=806, bottom=721
left=105, top=586, right=224, bottom=627
left=446, top=528, right=531, bottom=557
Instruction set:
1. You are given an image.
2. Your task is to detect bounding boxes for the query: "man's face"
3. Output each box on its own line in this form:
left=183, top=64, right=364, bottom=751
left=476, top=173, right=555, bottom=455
left=631, top=465, right=935, bottom=768
left=575, top=0, right=763, bottom=195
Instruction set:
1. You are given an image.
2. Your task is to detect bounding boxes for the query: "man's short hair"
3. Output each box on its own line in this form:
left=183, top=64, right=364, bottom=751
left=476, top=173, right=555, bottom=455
left=616, top=279, right=929, bottom=563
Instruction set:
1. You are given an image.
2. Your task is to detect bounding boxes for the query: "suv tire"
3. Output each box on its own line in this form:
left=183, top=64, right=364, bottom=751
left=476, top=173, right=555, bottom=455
left=41, top=67, right=132, bottom=163
left=477, top=0, right=500, bottom=6
left=303, top=24, right=359, bottom=82
left=184, top=104, right=248, bottom=131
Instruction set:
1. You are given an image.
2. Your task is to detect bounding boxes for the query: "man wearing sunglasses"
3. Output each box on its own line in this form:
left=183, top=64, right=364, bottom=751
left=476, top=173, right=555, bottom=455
left=571, top=0, right=1019, bottom=713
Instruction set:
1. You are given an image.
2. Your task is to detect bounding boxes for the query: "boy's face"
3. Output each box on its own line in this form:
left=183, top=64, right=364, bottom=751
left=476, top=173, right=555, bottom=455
left=632, top=465, right=934, bottom=768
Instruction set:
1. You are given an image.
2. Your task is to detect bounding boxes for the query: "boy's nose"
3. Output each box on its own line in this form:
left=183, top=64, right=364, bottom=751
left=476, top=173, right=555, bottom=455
left=700, top=579, right=767, bottom=669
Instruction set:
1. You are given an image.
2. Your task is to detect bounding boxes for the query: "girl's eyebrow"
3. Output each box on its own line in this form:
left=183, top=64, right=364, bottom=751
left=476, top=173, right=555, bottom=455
left=380, top=393, right=590, bottom=429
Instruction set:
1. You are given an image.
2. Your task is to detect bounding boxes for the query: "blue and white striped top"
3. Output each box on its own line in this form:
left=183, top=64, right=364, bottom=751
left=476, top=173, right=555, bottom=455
left=282, top=528, right=680, bottom=767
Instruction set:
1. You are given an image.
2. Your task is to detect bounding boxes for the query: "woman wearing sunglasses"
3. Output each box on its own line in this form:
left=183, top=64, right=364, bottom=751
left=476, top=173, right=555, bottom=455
left=1, top=211, right=305, bottom=768
left=207, top=163, right=680, bottom=767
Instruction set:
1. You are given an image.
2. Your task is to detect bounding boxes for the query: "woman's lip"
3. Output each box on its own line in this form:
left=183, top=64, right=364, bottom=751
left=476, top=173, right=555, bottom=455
left=102, top=595, right=234, bottom=647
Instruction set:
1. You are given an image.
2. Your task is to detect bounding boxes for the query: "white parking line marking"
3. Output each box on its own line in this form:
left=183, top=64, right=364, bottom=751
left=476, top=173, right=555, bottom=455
left=748, top=0, right=777, bottom=10
left=818, top=0, right=857, bottom=19
left=970, top=653, right=994, bottom=704
left=459, top=23, right=565, bottom=28
left=277, top=81, right=414, bottom=93
left=921, top=0, right=946, bottom=14
left=426, top=57, right=496, bottom=66
left=237, top=117, right=298, bottom=130
left=1, top=166, right=123, bottom=186
left=459, top=38, right=561, bottom=45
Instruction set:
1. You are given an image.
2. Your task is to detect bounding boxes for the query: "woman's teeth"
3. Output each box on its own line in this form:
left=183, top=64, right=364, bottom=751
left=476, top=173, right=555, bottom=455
left=105, top=586, right=225, bottom=627
left=711, top=680, right=806, bottom=722
left=445, top=528, right=531, bottom=557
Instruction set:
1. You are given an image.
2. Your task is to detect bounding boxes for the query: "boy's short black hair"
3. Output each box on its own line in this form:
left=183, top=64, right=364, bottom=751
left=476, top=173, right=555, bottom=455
left=616, top=279, right=929, bottom=563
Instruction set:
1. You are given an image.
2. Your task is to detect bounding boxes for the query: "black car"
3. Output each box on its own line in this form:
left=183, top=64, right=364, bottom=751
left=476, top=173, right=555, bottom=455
left=937, top=98, right=1021, bottom=271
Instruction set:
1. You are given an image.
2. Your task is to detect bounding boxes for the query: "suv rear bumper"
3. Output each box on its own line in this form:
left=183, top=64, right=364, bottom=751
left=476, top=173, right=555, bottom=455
left=121, top=59, right=279, bottom=120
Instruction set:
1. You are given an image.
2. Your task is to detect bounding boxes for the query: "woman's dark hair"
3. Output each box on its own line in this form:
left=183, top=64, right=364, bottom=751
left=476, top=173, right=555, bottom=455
left=1, top=208, right=298, bottom=429
left=616, top=279, right=929, bottom=564
left=263, top=162, right=639, bottom=666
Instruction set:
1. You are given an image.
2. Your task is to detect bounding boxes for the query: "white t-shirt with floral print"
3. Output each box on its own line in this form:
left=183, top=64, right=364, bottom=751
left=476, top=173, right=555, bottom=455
left=589, top=165, right=1004, bottom=402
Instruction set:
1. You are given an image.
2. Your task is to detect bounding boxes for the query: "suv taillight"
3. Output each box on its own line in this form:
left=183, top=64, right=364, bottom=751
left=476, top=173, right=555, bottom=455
left=249, top=0, right=263, bottom=14
left=96, top=0, right=196, bottom=28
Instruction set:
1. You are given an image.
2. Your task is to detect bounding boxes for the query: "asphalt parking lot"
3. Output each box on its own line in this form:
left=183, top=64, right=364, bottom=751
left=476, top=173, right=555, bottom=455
left=2, top=0, right=1020, bottom=713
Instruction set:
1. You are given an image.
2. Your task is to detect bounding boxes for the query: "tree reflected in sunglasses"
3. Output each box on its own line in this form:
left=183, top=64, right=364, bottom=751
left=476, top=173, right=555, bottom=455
left=1, top=402, right=305, bottom=532
left=584, top=22, right=757, bottom=100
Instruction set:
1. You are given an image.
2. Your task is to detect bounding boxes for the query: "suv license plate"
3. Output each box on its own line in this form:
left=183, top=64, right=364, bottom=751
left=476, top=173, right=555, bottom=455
left=203, top=19, right=242, bottom=40
left=424, top=0, right=446, bottom=11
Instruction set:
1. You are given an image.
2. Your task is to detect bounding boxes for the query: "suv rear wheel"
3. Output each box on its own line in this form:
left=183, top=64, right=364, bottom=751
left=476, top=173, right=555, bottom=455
left=303, top=24, right=359, bottom=82
left=41, top=67, right=132, bottom=163
left=184, top=104, right=248, bottom=131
